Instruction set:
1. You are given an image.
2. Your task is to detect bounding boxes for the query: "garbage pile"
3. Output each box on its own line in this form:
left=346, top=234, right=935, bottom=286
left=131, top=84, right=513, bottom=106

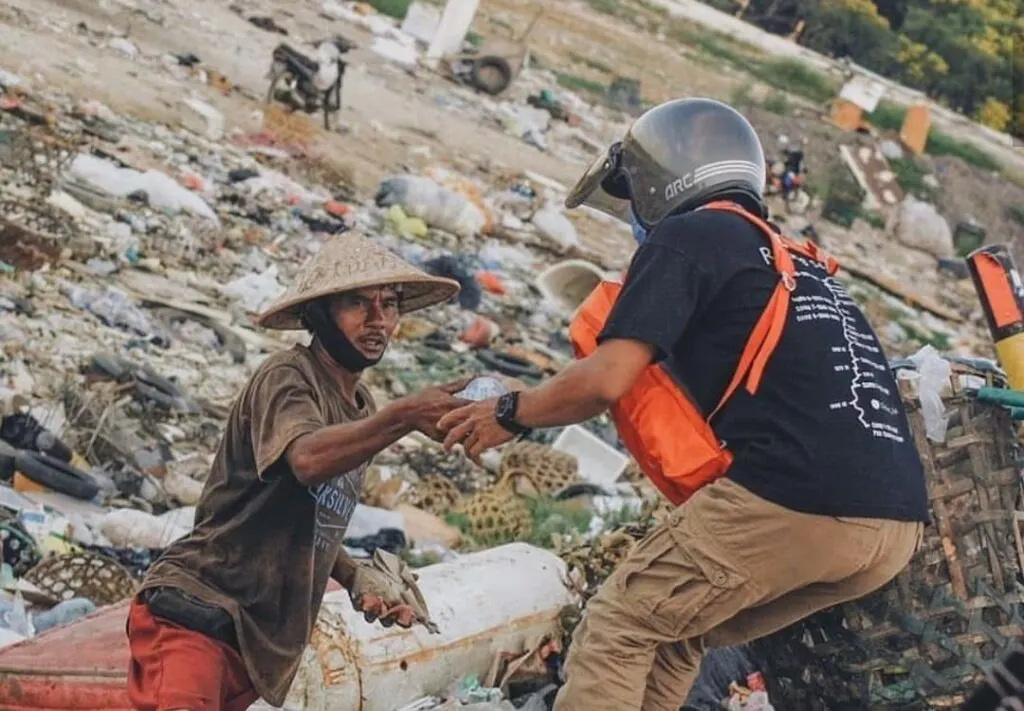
left=0, top=2, right=1008, bottom=707
left=0, top=55, right=638, bottom=650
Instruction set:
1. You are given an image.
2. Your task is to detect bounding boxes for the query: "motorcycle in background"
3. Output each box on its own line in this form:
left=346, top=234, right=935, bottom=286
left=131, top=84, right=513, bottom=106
left=265, top=36, right=357, bottom=130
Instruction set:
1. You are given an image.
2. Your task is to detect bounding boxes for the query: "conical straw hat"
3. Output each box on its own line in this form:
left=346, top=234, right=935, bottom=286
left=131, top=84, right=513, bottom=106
left=256, top=232, right=461, bottom=330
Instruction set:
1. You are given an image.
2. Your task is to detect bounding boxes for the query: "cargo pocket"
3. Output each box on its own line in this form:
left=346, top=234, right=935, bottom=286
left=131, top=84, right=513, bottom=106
left=611, top=522, right=749, bottom=641
left=612, top=525, right=686, bottom=622
left=649, top=531, right=750, bottom=640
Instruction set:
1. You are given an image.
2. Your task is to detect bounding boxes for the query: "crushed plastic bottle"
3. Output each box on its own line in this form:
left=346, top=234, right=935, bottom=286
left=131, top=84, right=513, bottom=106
left=0, top=591, right=35, bottom=637
left=455, top=377, right=509, bottom=401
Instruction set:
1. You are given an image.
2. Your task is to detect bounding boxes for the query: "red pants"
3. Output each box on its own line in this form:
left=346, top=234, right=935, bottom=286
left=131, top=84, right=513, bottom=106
left=126, top=596, right=258, bottom=711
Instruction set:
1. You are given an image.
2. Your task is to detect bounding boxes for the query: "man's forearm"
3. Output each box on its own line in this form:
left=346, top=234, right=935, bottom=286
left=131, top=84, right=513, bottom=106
left=509, top=339, right=655, bottom=430
left=331, top=547, right=359, bottom=589
left=514, top=358, right=614, bottom=429
left=289, top=401, right=413, bottom=487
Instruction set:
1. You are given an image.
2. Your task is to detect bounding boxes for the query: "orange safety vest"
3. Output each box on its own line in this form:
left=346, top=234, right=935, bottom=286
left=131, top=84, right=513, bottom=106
left=568, top=200, right=840, bottom=505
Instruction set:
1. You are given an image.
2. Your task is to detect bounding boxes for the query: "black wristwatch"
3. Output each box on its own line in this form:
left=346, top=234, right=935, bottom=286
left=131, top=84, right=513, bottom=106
left=495, top=392, right=532, bottom=437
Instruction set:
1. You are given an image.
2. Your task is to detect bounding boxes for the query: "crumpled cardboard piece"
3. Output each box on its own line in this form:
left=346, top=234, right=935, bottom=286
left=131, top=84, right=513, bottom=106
left=356, top=549, right=440, bottom=634
left=484, top=634, right=561, bottom=692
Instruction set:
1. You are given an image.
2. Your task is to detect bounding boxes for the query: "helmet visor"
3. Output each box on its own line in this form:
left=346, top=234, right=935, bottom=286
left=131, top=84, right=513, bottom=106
left=565, top=143, right=632, bottom=223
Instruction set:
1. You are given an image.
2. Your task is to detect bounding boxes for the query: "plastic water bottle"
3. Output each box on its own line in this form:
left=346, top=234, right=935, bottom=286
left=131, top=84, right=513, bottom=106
left=455, top=377, right=509, bottom=401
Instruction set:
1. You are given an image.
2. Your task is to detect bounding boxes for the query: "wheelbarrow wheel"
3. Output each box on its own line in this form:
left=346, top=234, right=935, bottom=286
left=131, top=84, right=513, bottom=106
left=470, top=56, right=513, bottom=96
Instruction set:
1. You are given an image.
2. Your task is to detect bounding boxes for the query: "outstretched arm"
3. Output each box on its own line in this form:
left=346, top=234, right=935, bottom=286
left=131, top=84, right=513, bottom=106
left=438, top=339, right=655, bottom=460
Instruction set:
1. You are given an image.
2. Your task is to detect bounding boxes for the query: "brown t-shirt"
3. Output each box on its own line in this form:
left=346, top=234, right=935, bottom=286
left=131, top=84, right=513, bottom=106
left=141, top=344, right=375, bottom=705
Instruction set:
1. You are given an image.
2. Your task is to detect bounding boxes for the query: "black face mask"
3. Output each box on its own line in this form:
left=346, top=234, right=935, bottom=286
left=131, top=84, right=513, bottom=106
left=301, top=300, right=381, bottom=373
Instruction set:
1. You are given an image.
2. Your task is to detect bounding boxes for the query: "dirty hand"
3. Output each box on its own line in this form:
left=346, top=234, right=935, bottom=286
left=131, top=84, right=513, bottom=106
left=400, top=377, right=475, bottom=441
left=348, top=550, right=439, bottom=633
left=438, top=397, right=514, bottom=464
left=348, top=562, right=418, bottom=629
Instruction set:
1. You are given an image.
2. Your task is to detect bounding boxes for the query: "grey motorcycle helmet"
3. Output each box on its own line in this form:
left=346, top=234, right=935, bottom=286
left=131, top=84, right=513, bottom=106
left=565, top=98, right=767, bottom=228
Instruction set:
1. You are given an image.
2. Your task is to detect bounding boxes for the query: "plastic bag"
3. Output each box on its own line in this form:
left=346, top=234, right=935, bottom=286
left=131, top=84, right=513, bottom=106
left=375, top=176, right=487, bottom=239
left=455, top=377, right=509, bottom=401
left=99, top=508, right=190, bottom=549
left=907, top=344, right=951, bottom=442
left=891, top=196, right=954, bottom=258
left=67, top=154, right=218, bottom=223
left=220, top=267, right=286, bottom=313
left=532, top=206, right=580, bottom=252
left=0, top=592, right=34, bottom=638
left=66, top=286, right=171, bottom=345
left=32, top=598, right=96, bottom=634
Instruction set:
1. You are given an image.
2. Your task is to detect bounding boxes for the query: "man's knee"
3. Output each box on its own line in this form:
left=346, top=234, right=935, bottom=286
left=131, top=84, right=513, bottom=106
left=642, top=638, right=705, bottom=711
left=554, top=598, right=661, bottom=711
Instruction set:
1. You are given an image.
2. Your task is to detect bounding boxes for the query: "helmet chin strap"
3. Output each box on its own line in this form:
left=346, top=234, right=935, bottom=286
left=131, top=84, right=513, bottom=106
left=301, top=300, right=381, bottom=373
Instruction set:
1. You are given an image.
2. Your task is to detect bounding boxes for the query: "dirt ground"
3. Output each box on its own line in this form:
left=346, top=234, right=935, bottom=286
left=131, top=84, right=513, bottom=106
left=0, top=0, right=760, bottom=189
left=2, top=0, right=1021, bottom=259
left=0, top=0, right=582, bottom=191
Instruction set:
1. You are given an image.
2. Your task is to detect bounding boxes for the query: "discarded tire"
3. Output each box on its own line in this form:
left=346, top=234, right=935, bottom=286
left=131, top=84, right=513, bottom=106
left=14, top=450, right=100, bottom=501
left=470, top=56, right=513, bottom=96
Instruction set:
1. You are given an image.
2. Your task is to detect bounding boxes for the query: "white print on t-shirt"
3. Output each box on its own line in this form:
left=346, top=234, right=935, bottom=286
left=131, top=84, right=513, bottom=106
left=759, top=247, right=905, bottom=444
left=309, top=463, right=366, bottom=551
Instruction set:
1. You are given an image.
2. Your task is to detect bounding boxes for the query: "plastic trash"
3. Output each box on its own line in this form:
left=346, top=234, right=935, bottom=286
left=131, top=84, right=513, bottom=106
left=32, top=598, right=96, bottom=634
left=220, top=267, right=287, bottom=313
left=532, top=206, right=581, bottom=252
left=518, top=684, right=559, bottom=711
left=99, top=508, right=190, bottom=549
left=386, top=204, right=429, bottom=239
left=455, top=377, right=510, bottom=401
left=180, top=98, right=224, bottom=140
left=535, top=259, right=605, bottom=313
left=456, top=676, right=504, bottom=703
left=0, top=592, right=35, bottom=638
left=422, top=255, right=481, bottom=310
left=66, top=154, right=218, bottom=222
left=906, top=345, right=951, bottom=442
left=375, top=176, right=487, bottom=239
left=726, top=690, right=775, bottom=711
left=891, top=195, right=954, bottom=258
left=66, top=286, right=171, bottom=346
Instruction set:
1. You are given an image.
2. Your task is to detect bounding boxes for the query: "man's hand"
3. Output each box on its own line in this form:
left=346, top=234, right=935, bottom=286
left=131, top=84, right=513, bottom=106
left=349, top=563, right=417, bottom=629
left=397, top=377, right=474, bottom=441
left=347, top=552, right=439, bottom=633
left=437, top=397, right=515, bottom=464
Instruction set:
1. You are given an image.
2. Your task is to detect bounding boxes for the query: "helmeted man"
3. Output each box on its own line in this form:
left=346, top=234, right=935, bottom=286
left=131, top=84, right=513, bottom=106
left=127, top=233, right=471, bottom=711
left=438, top=98, right=928, bottom=710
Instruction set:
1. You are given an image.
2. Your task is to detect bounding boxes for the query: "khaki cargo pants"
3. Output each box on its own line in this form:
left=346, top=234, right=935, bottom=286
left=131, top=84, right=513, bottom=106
left=553, top=478, right=923, bottom=711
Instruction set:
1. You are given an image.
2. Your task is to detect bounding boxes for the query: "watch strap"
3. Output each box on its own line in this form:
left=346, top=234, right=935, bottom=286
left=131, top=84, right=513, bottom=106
left=495, top=392, right=532, bottom=436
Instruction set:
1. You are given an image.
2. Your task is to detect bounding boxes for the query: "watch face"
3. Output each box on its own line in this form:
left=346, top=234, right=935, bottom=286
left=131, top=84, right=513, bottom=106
left=496, top=394, right=514, bottom=420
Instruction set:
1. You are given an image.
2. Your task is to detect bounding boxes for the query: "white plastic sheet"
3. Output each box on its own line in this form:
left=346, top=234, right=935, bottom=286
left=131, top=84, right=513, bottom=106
left=906, top=345, right=951, bottom=442
left=67, top=154, right=218, bottom=222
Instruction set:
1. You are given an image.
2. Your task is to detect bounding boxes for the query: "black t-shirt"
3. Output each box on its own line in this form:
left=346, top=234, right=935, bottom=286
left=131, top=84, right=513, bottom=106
left=599, top=208, right=930, bottom=522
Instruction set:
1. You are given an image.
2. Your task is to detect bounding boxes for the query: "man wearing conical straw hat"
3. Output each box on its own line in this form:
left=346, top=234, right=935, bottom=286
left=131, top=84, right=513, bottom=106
left=126, top=233, right=471, bottom=711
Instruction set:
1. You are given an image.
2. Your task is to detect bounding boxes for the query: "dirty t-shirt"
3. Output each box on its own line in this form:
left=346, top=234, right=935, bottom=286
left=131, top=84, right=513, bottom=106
left=141, top=344, right=375, bottom=705
left=598, top=207, right=930, bottom=522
